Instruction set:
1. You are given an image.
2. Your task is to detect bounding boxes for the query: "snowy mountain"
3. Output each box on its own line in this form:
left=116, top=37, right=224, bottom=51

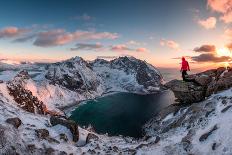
left=1, top=56, right=232, bottom=154
left=91, top=56, right=163, bottom=93
left=45, top=56, right=163, bottom=95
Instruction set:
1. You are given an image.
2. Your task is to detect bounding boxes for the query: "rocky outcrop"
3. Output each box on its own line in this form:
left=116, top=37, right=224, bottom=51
left=5, top=117, right=22, bottom=128
left=50, top=116, right=79, bottom=142
left=165, top=80, right=205, bottom=103
left=166, top=67, right=232, bottom=104
left=7, top=70, right=47, bottom=114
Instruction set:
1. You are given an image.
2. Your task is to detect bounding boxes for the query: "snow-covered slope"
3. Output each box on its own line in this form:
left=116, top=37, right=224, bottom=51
left=91, top=56, right=163, bottom=93
left=1, top=58, right=232, bottom=154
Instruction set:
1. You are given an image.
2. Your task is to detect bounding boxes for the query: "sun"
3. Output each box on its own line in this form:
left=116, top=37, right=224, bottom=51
left=216, top=47, right=232, bottom=57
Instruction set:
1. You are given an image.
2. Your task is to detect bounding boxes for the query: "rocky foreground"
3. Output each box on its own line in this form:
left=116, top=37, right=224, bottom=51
left=1, top=58, right=232, bottom=154
left=165, top=67, right=232, bottom=104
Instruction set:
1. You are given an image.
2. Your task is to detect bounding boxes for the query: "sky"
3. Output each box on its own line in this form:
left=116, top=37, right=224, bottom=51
left=0, top=0, right=232, bottom=69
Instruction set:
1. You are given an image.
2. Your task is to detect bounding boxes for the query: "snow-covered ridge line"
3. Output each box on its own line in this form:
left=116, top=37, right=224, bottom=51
left=2, top=61, right=232, bottom=154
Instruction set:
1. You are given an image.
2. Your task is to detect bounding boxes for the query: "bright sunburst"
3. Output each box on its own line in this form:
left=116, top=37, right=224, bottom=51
left=216, top=47, right=232, bottom=57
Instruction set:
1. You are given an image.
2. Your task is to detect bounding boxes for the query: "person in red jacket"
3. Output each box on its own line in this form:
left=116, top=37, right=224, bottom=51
left=180, top=57, right=190, bottom=81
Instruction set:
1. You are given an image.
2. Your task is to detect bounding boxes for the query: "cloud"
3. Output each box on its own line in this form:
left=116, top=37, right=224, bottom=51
left=160, top=39, right=180, bottom=50
left=33, top=29, right=118, bottom=47
left=0, top=26, right=29, bottom=38
left=223, top=28, right=232, bottom=40
left=110, top=44, right=148, bottom=52
left=198, top=17, right=216, bottom=29
left=172, top=56, right=192, bottom=60
left=111, top=44, right=134, bottom=51
left=127, top=40, right=140, bottom=45
left=226, top=42, right=232, bottom=50
left=191, top=53, right=231, bottom=62
left=193, top=44, right=216, bottom=52
left=207, top=0, right=232, bottom=23
left=13, top=34, right=36, bottom=43
left=136, top=47, right=147, bottom=52
left=70, top=43, right=103, bottom=51
left=220, top=11, right=232, bottom=23
left=0, top=26, right=119, bottom=47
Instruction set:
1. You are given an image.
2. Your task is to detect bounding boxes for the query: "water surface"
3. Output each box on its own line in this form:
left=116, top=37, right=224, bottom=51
left=70, top=90, right=174, bottom=138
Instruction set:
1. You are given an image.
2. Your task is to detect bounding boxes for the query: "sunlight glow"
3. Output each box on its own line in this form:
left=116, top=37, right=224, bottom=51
left=216, top=47, right=232, bottom=57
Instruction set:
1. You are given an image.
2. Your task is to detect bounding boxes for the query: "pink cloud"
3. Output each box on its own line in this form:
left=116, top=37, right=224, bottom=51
left=111, top=44, right=132, bottom=51
left=136, top=47, right=147, bottom=52
left=198, top=17, right=216, bottom=29
left=0, top=26, right=29, bottom=38
left=111, top=44, right=147, bottom=52
left=224, top=28, right=232, bottom=40
left=160, top=39, right=180, bottom=51
left=220, top=11, right=232, bottom=23
left=207, top=0, right=232, bottom=23
left=34, top=29, right=119, bottom=47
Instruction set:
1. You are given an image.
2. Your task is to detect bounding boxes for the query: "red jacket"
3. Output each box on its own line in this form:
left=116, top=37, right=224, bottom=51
left=181, top=58, right=190, bottom=71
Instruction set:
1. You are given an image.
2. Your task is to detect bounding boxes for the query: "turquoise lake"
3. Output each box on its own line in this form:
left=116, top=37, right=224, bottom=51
left=70, top=90, right=175, bottom=138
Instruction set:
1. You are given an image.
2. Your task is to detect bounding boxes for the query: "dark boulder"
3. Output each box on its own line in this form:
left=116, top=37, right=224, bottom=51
left=35, top=129, right=50, bottom=139
left=86, top=133, right=99, bottom=144
left=165, top=80, right=205, bottom=104
left=50, top=116, right=79, bottom=142
left=199, top=125, right=218, bottom=142
left=5, top=117, right=22, bottom=128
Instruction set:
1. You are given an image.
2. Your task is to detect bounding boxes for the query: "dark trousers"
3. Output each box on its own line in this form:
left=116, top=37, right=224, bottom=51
left=182, top=70, right=188, bottom=81
left=181, top=70, right=200, bottom=85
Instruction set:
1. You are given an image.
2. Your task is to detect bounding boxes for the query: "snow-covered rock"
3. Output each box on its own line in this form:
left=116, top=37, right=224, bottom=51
left=91, top=56, right=163, bottom=93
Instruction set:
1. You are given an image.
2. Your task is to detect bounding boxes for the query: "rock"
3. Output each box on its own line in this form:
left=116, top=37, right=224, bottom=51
left=212, top=143, right=217, bottom=150
left=222, top=99, right=227, bottom=105
left=199, top=125, right=218, bottom=142
left=205, top=109, right=215, bottom=117
left=5, top=117, right=22, bottom=128
left=45, top=147, right=55, bottom=155
left=154, top=136, right=160, bottom=143
left=86, top=133, right=99, bottom=143
left=35, top=129, right=49, bottom=139
left=59, top=151, right=68, bottom=155
left=221, top=105, right=232, bottom=113
left=194, top=75, right=212, bottom=86
left=216, top=67, right=226, bottom=78
left=59, top=133, right=68, bottom=142
left=50, top=116, right=79, bottom=142
left=7, top=71, right=47, bottom=115
left=27, top=144, right=36, bottom=153
left=166, top=67, right=232, bottom=103
left=165, top=80, right=205, bottom=104
left=47, top=137, right=60, bottom=144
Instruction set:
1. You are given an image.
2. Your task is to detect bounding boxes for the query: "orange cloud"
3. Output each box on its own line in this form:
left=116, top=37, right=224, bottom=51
left=136, top=47, right=147, bottom=52
left=198, top=17, right=216, bottom=29
left=224, top=28, right=232, bottom=40
left=111, top=44, right=133, bottom=51
left=193, top=44, right=216, bottom=52
left=0, top=26, right=29, bottom=38
left=160, top=39, right=180, bottom=51
left=208, top=0, right=232, bottom=23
